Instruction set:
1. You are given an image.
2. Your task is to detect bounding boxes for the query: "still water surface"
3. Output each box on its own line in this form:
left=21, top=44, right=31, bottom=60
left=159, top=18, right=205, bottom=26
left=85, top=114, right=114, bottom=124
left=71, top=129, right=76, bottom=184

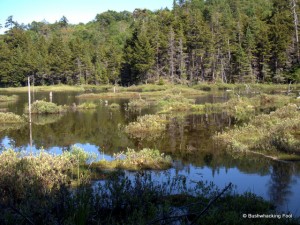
left=0, top=91, right=299, bottom=216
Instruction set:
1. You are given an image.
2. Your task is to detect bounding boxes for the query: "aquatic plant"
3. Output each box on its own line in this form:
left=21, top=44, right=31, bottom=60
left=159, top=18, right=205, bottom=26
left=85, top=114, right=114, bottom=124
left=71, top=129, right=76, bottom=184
left=0, top=94, right=18, bottom=102
left=0, top=112, right=25, bottom=123
left=77, top=102, right=97, bottom=109
left=128, top=98, right=149, bottom=110
left=26, top=100, right=63, bottom=114
left=215, top=104, right=300, bottom=159
left=94, top=148, right=172, bottom=170
left=109, top=103, right=121, bottom=109
left=125, top=114, right=167, bottom=140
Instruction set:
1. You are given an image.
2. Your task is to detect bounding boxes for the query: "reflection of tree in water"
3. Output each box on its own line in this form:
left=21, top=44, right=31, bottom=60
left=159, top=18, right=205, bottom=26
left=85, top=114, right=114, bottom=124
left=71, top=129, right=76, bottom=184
left=268, top=162, right=296, bottom=208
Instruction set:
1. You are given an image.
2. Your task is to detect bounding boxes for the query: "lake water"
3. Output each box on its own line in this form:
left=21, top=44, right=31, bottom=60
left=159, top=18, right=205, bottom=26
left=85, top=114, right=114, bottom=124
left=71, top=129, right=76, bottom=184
left=0, top=90, right=300, bottom=216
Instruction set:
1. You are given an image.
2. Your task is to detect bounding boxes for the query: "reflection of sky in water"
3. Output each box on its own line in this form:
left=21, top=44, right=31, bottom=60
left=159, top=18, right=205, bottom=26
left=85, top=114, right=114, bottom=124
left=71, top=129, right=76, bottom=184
left=0, top=136, right=114, bottom=162
left=1, top=136, right=300, bottom=216
left=0, top=91, right=300, bottom=217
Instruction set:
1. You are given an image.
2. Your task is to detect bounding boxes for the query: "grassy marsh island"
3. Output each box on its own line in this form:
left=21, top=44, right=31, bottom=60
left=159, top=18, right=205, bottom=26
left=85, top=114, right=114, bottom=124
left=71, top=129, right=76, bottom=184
left=125, top=114, right=167, bottom=141
left=0, top=95, right=19, bottom=102
left=215, top=104, right=300, bottom=160
left=93, top=148, right=172, bottom=170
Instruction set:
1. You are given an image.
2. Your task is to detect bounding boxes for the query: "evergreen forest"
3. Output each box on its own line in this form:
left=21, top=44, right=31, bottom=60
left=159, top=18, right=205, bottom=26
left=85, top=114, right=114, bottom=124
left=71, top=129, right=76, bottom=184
left=0, top=0, right=300, bottom=87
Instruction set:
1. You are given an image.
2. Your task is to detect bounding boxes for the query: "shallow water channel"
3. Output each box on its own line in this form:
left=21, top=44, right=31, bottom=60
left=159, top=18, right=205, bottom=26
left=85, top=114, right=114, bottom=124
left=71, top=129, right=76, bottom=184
left=1, top=90, right=300, bottom=216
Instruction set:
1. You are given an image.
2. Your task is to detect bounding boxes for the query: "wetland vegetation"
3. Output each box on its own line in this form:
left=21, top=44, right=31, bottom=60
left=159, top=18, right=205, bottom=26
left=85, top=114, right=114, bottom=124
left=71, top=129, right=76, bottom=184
left=1, top=0, right=300, bottom=222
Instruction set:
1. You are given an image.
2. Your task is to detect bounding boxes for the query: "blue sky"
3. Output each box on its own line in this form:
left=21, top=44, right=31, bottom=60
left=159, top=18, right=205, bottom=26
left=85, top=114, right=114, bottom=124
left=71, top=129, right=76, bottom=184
left=0, top=0, right=173, bottom=27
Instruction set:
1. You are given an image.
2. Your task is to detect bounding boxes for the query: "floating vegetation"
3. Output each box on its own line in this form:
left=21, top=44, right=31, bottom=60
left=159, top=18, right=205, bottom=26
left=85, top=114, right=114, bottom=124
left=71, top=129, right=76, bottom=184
left=109, top=103, right=120, bottom=110
left=125, top=114, right=167, bottom=141
left=128, top=98, right=149, bottom=111
left=0, top=95, right=18, bottom=102
left=26, top=100, right=63, bottom=114
left=93, top=148, right=172, bottom=170
left=76, top=102, right=97, bottom=109
left=0, top=112, right=25, bottom=124
left=215, top=104, right=300, bottom=160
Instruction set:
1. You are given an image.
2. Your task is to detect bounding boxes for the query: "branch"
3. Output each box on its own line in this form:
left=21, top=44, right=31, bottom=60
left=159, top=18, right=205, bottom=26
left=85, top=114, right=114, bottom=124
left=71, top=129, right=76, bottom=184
left=147, top=182, right=232, bottom=225
left=190, top=182, right=232, bottom=225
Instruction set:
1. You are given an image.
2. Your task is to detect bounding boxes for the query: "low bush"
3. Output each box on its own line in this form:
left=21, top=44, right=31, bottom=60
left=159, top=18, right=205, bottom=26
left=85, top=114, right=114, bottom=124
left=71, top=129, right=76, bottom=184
left=94, top=148, right=172, bottom=170
left=109, top=103, right=121, bottom=109
left=125, top=114, right=167, bottom=141
left=26, top=100, right=63, bottom=114
left=128, top=98, right=149, bottom=110
left=0, top=112, right=25, bottom=123
left=0, top=95, right=18, bottom=102
left=215, top=104, right=300, bottom=158
left=77, top=102, right=97, bottom=109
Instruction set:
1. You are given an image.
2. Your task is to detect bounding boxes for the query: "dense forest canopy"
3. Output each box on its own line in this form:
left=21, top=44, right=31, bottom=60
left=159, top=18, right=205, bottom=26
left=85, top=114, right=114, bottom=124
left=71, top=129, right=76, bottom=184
left=0, top=0, right=300, bottom=87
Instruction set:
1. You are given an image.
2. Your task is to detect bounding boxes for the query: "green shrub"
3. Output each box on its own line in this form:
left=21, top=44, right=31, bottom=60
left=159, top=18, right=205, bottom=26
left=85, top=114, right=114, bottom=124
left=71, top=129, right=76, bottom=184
left=26, top=100, right=63, bottom=114
left=94, top=148, right=172, bottom=170
left=128, top=99, right=149, bottom=110
left=77, top=102, right=97, bottom=109
left=0, top=95, right=18, bottom=102
left=109, top=103, right=121, bottom=109
left=125, top=114, right=167, bottom=141
left=215, top=104, right=300, bottom=158
left=0, top=112, right=24, bottom=123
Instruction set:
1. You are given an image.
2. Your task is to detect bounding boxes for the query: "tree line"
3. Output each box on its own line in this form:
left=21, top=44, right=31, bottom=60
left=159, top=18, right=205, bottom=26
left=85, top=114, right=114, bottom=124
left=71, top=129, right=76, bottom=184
left=0, top=0, right=300, bottom=87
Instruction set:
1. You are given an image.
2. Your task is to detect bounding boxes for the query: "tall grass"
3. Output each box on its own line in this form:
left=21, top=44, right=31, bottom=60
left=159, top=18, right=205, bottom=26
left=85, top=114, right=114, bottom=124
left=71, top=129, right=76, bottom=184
left=215, top=104, right=300, bottom=159
left=125, top=114, right=167, bottom=141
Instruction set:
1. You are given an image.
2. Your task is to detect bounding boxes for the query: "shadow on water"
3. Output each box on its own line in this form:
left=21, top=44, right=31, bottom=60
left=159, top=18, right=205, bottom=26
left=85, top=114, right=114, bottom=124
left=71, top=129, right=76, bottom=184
left=0, top=91, right=300, bottom=216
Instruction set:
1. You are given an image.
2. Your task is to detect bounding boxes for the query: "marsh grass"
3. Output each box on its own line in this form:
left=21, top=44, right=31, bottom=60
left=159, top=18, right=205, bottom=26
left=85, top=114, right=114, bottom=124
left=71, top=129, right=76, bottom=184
left=125, top=114, right=167, bottom=141
left=0, top=95, right=18, bottom=102
left=77, top=102, right=97, bottom=109
left=76, top=85, right=205, bottom=100
left=109, top=103, right=121, bottom=110
left=0, top=148, right=298, bottom=224
left=93, top=148, right=172, bottom=170
left=128, top=98, right=150, bottom=111
left=215, top=104, right=300, bottom=159
left=0, top=112, right=25, bottom=123
left=25, top=100, right=63, bottom=114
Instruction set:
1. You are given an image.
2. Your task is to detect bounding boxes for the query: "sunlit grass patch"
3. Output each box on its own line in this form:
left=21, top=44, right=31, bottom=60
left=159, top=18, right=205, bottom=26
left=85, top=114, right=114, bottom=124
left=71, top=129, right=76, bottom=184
left=0, top=112, right=25, bottom=123
left=125, top=114, right=167, bottom=141
left=109, top=103, right=121, bottom=110
left=93, top=148, right=172, bottom=170
left=77, top=102, right=97, bottom=109
left=25, top=100, right=63, bottom=114
left=0, top=95, right=19, bottom=102
left=128, top=98, right=150, bottom=111
left=215, top=104, right=300, bottom=159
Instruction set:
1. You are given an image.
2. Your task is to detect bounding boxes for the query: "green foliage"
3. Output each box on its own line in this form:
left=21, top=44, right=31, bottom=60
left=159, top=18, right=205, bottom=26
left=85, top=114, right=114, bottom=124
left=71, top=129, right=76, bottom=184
left=125, top=114, right=167, bottom=141
left=128, top=98, right=149, bottom=110
left=0, top=94, right=18, bottom=102
left=27, top=100, right=63, bottom=114
left=62, top=145, right=97, bottom=164
left=77, top=102, right=97, bottom=109
left=0, top=149, right=73, bottom=204
left=109, top=102, right=120, bottom=109
left=0, top=112, right=24, bottom=123
left=215, top=104, right=300, bottom=158
left=95, top=148, right=172, bottom=170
